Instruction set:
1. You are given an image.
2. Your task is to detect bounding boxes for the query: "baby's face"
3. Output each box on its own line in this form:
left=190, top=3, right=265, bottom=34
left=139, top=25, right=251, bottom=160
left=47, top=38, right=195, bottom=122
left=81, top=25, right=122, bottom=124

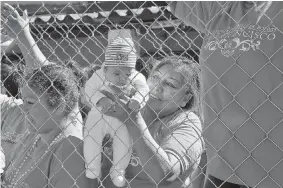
left=104, top=66, right=134, bottom=86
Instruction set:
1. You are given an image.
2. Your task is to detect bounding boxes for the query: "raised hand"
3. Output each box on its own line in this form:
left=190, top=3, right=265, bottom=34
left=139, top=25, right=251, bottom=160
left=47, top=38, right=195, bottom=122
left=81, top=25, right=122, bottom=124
left=2, top=3, right=29, bottom=39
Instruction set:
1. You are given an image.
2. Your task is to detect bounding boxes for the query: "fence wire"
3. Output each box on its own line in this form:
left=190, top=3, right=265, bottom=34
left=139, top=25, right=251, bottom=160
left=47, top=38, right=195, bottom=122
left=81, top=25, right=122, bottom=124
left=1, top=1, right=283, bottom=188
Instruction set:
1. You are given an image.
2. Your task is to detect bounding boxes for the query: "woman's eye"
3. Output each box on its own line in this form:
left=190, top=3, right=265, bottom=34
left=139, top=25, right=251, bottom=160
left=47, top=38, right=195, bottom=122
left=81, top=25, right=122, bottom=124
left=25, top=100, right=34, bottom=105
left=152, top=75, right=160, bottom=80
left=166, top=82, right=176, bottom=88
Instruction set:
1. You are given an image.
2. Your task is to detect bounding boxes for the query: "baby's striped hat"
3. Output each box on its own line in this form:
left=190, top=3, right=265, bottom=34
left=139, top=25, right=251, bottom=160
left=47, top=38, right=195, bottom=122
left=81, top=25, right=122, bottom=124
left=104, top=30, right=137, bottom=68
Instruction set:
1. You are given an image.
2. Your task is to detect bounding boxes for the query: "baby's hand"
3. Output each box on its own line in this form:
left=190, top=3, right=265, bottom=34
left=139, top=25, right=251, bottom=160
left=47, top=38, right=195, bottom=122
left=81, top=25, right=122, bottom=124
left=128, top=98, right=141, bottom=111
left=97, top=97, right=114, bottom=113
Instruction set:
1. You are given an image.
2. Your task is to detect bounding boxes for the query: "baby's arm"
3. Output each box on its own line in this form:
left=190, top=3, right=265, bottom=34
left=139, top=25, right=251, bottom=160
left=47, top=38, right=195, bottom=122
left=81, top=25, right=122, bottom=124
left=128, top=73, right=150, bottom=110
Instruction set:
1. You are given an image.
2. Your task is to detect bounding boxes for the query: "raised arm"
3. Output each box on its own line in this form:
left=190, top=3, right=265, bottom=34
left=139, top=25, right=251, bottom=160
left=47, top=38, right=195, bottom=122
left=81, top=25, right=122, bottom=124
left=3, top=3, right=50, bottom=70
left=127, top=111, right=203, bottom=183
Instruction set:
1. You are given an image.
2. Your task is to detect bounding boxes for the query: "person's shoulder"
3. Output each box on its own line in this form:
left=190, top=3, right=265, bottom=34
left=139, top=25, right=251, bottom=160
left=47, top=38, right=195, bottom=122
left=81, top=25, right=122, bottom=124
left=55, top=136, right=84, bottom=160
left=171, top=110, right=200, bottom=123
left=167, top=110, right=202, bottom=130
left=182, top=111, right=202, bottom=129
left=184, top=111, right=201, bottom=124
left=62, top=136, right=83, bottom=151
left=49, top=135, right=96, bottom=187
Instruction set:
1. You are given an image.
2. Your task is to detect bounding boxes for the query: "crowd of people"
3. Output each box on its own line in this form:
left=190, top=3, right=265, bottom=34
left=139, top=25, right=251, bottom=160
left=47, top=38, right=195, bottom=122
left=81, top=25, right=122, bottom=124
left=1, top=1, right=283, bottom=188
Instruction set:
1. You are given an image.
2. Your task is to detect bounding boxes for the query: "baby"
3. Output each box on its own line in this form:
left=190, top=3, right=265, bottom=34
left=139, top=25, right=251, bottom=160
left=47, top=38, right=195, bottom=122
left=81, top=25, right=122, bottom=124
left=83, top=30, right=149, bottom=187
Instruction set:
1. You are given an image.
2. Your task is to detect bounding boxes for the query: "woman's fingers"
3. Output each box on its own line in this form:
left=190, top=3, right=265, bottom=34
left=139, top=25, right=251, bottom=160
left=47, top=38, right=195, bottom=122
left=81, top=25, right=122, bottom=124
left=1, top=8, right=10, bottom=18
left=2, top=4, right=17, bottom=31
left=23, top=9, right=28, bottom=20
left=103, top=108, right=116, bottom=117
left=2, top=9, right=16, bottom=21
left=99, top=90, right=116, bottom=102
left=7, top=14, right=16, bottom=22
left=3, top=16, right=17, bottom=36
left=108, top=84, right=131, bottom=103
left=109, top=84, right=122, bottom=94
left=118, top=93, right=130, bottom=104
left=100, top=89, right=136, bottom=123
left=100, top=88, right=130, bottom=105
left=167, top=172, right=179, bottom=182
left=4, top=3, right=20, bottom=19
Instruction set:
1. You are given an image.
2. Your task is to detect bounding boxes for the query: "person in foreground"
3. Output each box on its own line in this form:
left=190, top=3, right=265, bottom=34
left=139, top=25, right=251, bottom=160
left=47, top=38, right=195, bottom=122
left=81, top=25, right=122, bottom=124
left=1, top=64, right=98, bottom=188
left=99, top=56, right=204, bottom=188
left=1, top=4, right=98, bottom=188
left=169, top=1, right=283, bottom=188
left=1, top=4, right=84, bottom=151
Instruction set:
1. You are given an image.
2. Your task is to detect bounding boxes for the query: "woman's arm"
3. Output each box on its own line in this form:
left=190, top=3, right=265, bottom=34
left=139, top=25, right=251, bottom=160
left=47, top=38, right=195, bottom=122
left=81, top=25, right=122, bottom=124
left=3, top=4, right=49, bottom=70
left=126, top=115, right=179, bottom=183
left=190, top=151, right=207, bottom=188
left=17, top=30, right=49, bottom=69
left=126, top=112, right=203, bottom=183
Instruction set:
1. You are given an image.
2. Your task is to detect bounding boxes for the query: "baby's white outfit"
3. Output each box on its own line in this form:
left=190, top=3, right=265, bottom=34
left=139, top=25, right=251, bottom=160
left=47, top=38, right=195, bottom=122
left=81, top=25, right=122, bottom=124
left=83, top=68, right=148, bottom=186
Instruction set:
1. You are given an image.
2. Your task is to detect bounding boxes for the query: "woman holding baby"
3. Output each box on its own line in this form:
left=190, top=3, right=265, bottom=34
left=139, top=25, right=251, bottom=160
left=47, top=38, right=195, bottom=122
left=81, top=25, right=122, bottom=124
left=2, top=3, right=204, bottom=188
left=97, top=56, right=204, bottom=188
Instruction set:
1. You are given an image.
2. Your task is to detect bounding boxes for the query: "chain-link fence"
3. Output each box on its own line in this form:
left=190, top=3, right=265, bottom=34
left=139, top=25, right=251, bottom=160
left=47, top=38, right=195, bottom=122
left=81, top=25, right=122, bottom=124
left=1, top=1, right=283, bottom=188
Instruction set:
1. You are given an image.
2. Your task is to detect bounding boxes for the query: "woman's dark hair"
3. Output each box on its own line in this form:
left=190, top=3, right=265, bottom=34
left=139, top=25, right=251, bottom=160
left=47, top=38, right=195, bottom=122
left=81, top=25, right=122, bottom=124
left=25, top=63, right=80, bottom=117
left=60, top=60, right=104, bottom=120
left=59, top=59, right=88, bottom=88
left=150, top=56, right=202, bottom=117
left=1, top=60, right=24, bottom=98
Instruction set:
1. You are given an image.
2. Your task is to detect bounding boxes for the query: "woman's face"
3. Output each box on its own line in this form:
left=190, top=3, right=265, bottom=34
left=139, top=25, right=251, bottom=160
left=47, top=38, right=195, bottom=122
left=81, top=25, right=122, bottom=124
left=147, top=64, right=191, bottom=115
left=104, top=66, right=134, bottom=86
left=21, top=85, right=58, bottom=132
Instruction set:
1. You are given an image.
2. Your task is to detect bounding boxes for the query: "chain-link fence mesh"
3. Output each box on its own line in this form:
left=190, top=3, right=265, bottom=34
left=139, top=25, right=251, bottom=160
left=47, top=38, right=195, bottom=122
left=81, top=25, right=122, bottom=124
left=1, top=1, right=283, bottom=188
